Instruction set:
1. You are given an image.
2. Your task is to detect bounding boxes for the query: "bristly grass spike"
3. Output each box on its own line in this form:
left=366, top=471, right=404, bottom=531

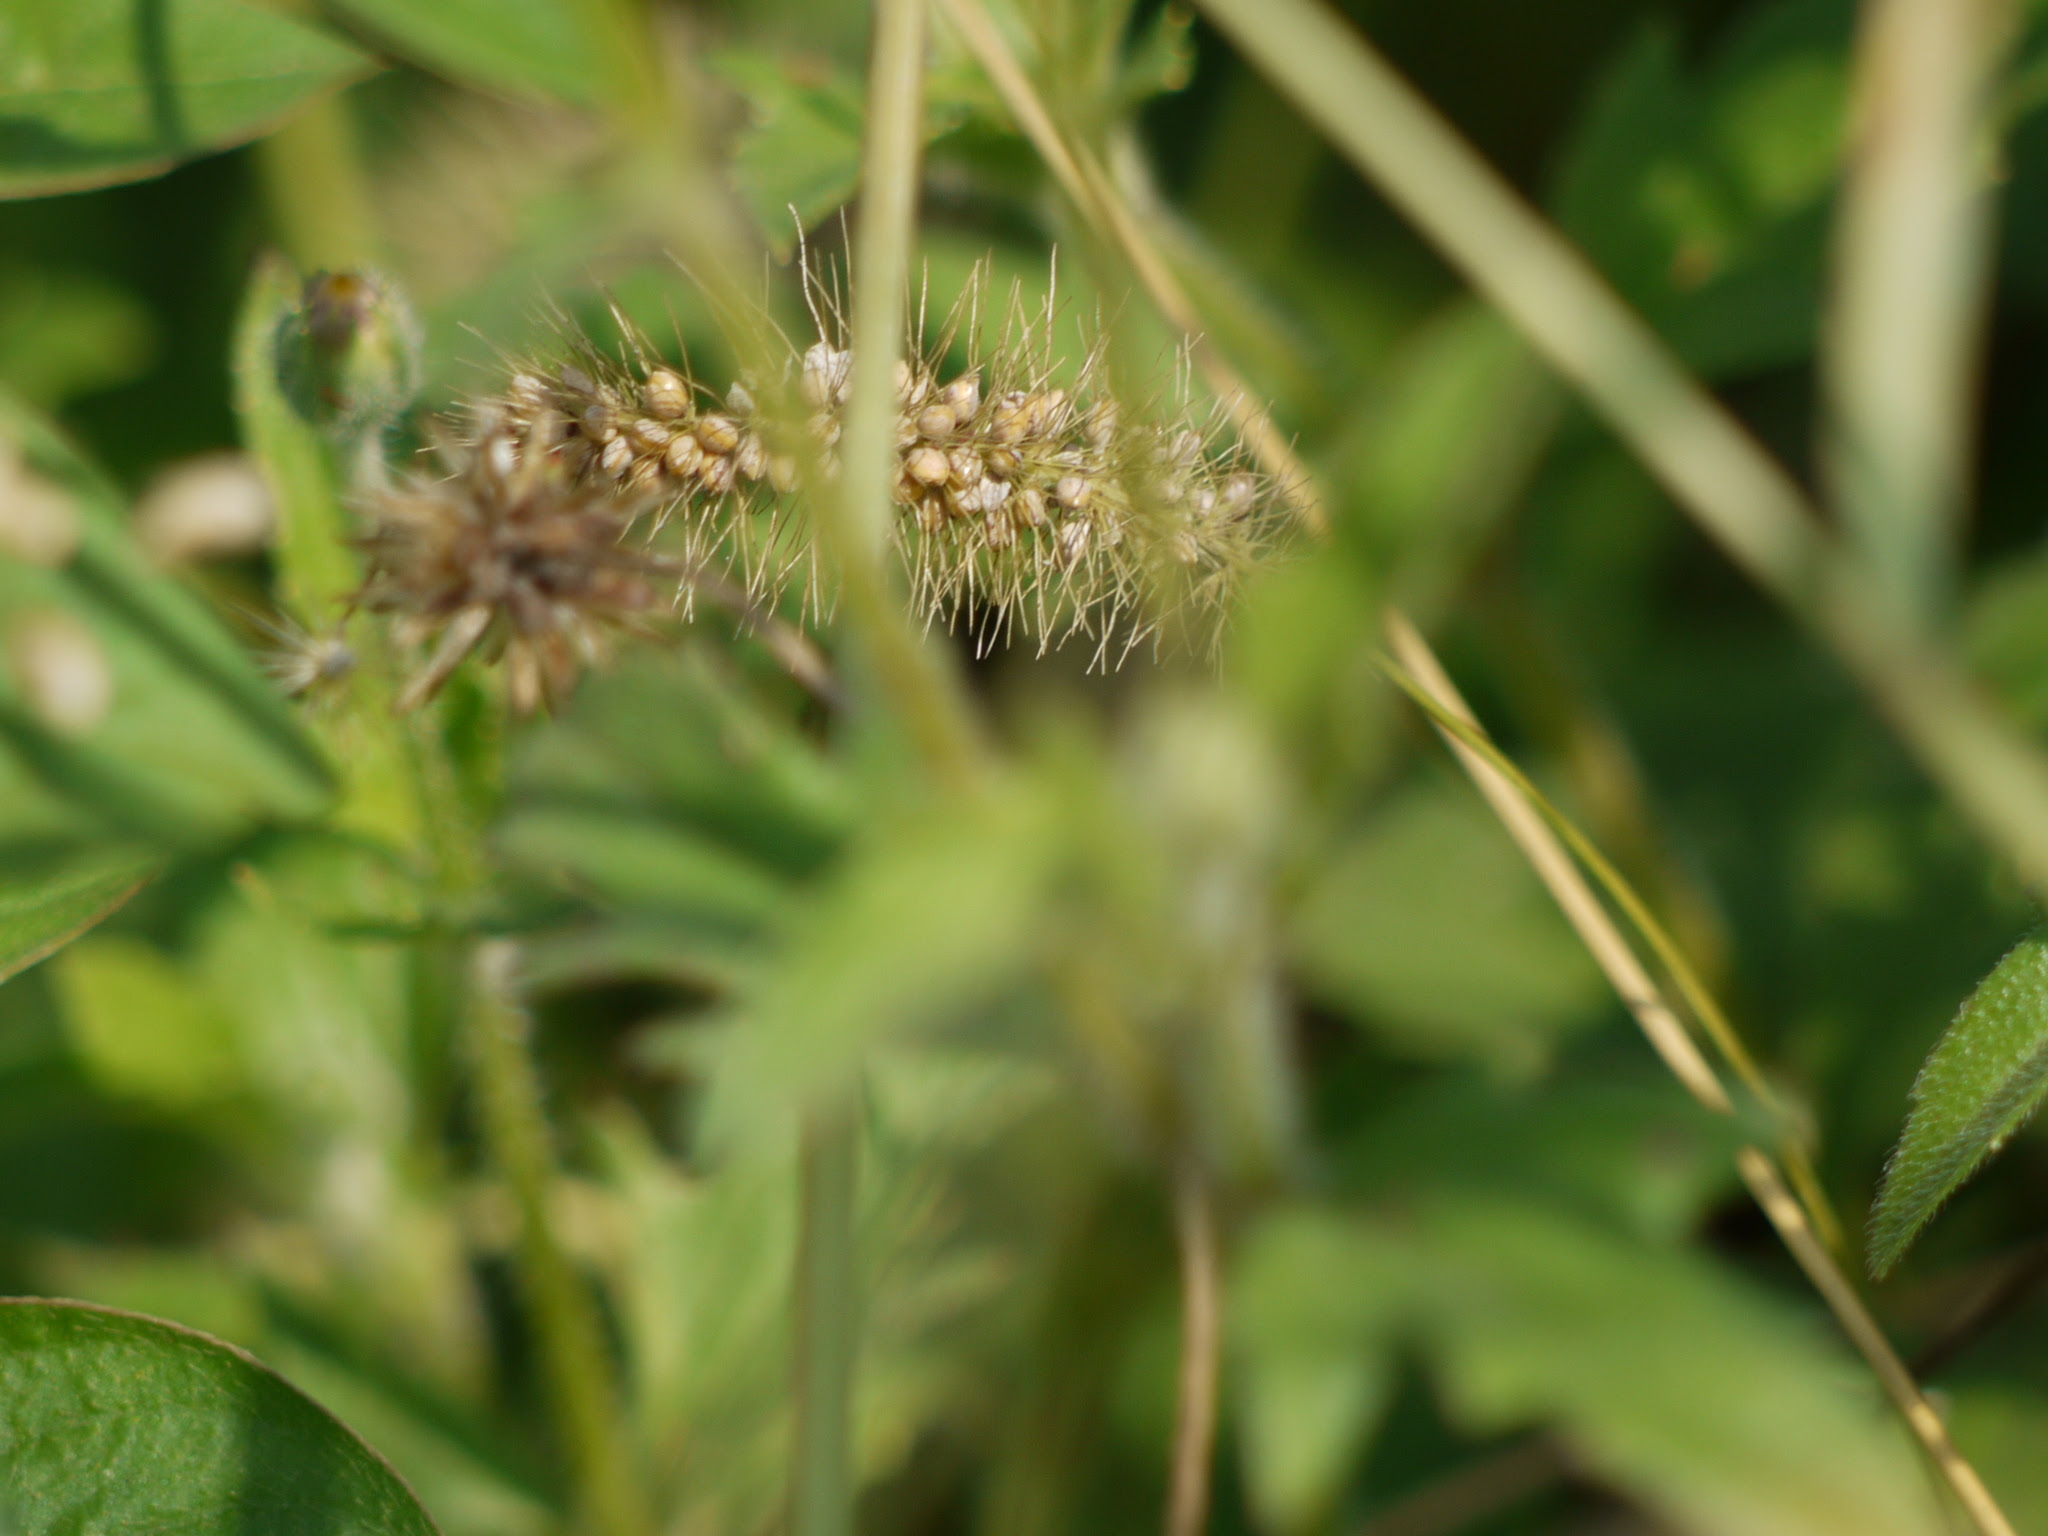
left=350, top=256, right=1290, bottom=709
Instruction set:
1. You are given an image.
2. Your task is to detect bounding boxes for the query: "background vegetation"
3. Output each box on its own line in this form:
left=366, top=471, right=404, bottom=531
left=6, top=0, right=2048, bottom=1533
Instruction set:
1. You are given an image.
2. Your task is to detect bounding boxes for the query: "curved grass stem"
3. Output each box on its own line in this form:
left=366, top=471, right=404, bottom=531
left=1739, top=1148, right=2017, bottom=1536
left=1187, top=0, right=2048, bottom=904
left=1384, top=619, right=2018, bottom=1534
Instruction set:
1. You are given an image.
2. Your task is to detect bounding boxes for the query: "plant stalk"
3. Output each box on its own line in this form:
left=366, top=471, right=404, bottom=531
left=806, top=0, right=987, bottom=792
left=468, top=941, right=654, bottom=1536
left=1823, top=0, right=2010, bottom=623
left=934, top=0, right=1325, bottom=534
left=791, top=1104, right=862, bottom=1536
left=1165, top=1157, right=1221, bottom=1536
left=1387, top=618, right=2017, bottom=1533
left=1739, top=1148, right=2018, bottom=1536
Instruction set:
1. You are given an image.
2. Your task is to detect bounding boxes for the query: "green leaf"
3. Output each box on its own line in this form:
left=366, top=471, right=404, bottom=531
left=1420, top=1198, right=1943, bottom=1536
left=498, top=806, right=794, bottom=927
left=0, top=0, right=375, bottom=198
left=713, top=50, right=868, bottom=250
left=320, top=0, right=601, bottom=105
left=1967, top=550, right=2048, bottom=730
left=1337, top=1075, right=1742, bottom=1245
left=1230, top=1210, right=1409, bottom=1532
left=1329, top=303, right=1555, bottom=571
left=0, top=1300, right=438, bottom=1536
left=53, top=934, right=244, bottom=1107
left=0, top=412, right=334, bottom=845
left=1550, top=0, right=1850, bottom=377
left=1869, top=929, right=2048, bottom=1277
left=712, top=48, right=978, bottom=253
left=1288, top=777, right=1607, bottom=1074
left=696, top=778, right=1060, bottom=1151
left=1943, top=1386, right=2048, bottom=1536
left=0, top=264, right=156, bottom=409
left=508, top=649, right=851, bottom=882
left=0, top=852, right=155, bottom=985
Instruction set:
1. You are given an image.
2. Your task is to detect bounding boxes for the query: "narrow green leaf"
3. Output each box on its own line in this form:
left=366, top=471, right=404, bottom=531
left=498, top=806, right=794, bottom=927
left=1230, top=1211, right=1409, bottom=1532
left=0, top=0, right=375, bottom=198
left=0, top=389, right=334, bottom=844
left=1869, top=929, right=2048, bottom=1277
left=320, top=0, right=602, bottom=105
left=0, top=853, right=155, bottom=986
left=0, top=1300, right=439, bottom=1536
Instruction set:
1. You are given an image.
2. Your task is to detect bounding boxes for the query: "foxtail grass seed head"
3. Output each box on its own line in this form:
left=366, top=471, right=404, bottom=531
left=353, top=264, right=1290, bottom=706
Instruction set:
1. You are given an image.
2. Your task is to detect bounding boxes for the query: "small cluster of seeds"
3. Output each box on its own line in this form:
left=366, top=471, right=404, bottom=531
left=356, top=278, right=1289, bottom=706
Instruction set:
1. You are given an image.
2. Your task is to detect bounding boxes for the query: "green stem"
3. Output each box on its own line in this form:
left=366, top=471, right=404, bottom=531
left=1822, top=0, right=2009, bottom=624
left=254, top=92, right=383, bottom=272
left=1378, top=645, right=1844, bottom=1251
left=790, top=1104, right=861, bottom=1536
left=817, top=0, right=986, bottom=792
left=469, top=942, right=654, bottom=1536
left=1164, top=1157, right=1219, bottom=1536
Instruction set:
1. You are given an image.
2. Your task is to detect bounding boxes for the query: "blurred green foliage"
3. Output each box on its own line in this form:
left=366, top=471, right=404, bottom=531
left=5, top=0, right=2048, bottom=1533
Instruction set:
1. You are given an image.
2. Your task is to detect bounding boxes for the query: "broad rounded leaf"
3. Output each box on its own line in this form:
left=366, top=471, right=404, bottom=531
left=0, top=0, right=375, bottom=198
left=1869, top=930, right=2048, bottom=1277
left=0, top=1300, right=439, bottom=1536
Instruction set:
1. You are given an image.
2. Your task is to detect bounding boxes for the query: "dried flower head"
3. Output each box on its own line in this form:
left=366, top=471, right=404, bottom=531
left=354, top=414, right=665, bottom=713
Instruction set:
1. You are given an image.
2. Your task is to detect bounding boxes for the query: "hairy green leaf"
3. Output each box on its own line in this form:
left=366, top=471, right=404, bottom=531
left=0, top=1300, right=438, bottom=1536
left=1869, top=930, right=2048, bottom=1277
left=0, top=852, right=154, bottom=985
left=0, top=0, right=374, bottom=198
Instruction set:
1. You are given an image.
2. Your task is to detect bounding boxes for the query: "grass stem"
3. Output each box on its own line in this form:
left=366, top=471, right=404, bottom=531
left=1385, top=617, right=2017, bottom=1535
left=1165, top=1157, right=1221, bottom=1536
left=1191, top=0, right=2048, bottom=897
left=791, top=1105, right=862, bottom=1536
left=468, top=941, right=653, bottom=1536
left=815, top=0, right=985, bottom=791
left=1738, top=1147, right=2017, bottom=1536
left=1823, top=0, right=2010, bottom=622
